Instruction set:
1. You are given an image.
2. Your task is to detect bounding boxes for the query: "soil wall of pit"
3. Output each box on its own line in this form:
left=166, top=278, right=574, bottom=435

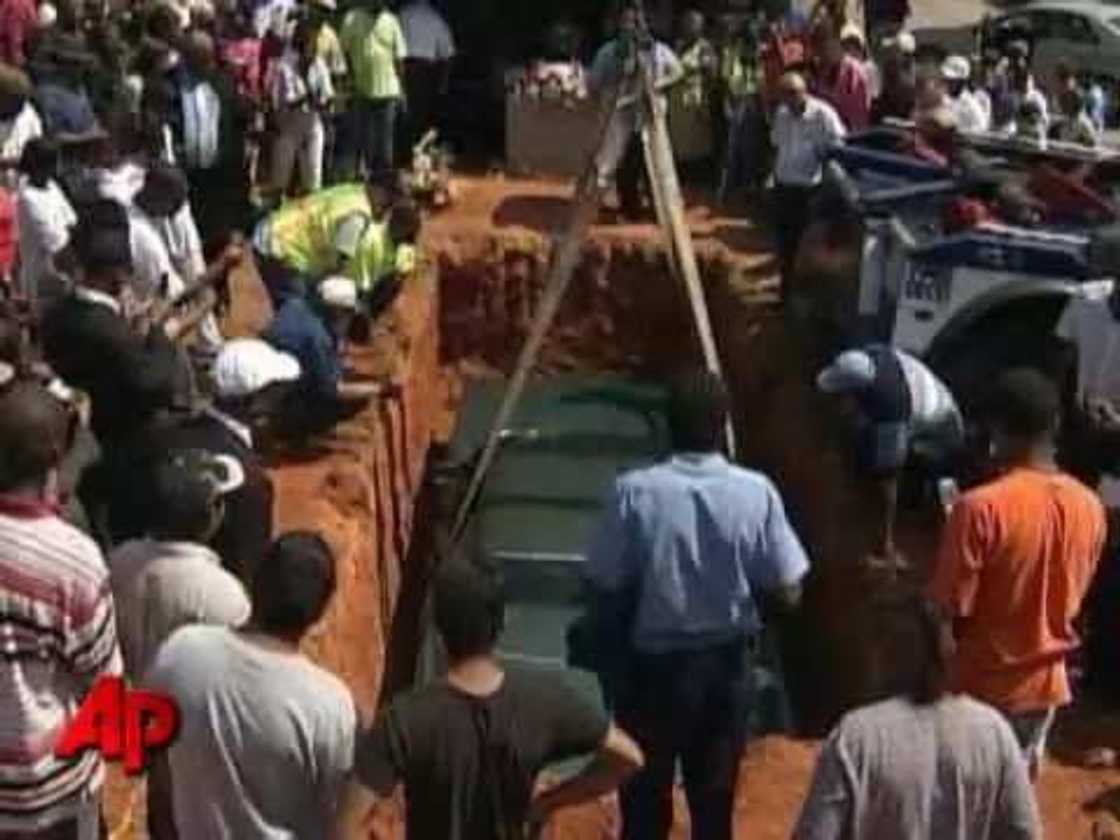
left=271, top=223, right=895, bottom=738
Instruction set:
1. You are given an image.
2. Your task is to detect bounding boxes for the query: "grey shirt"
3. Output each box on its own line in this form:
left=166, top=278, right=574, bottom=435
left=144, top=625, right=356, bottom=840
left=794, top=696, right=1041, bottom=840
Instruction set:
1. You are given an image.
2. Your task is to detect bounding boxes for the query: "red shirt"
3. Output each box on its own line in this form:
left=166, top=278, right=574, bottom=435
left=817, top=55, right=870, bottom=132
left=0, top=0, right=38, bottom=67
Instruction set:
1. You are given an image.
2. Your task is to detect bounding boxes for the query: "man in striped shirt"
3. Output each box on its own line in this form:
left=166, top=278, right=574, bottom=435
left=0, top=381, right=122, bottom=838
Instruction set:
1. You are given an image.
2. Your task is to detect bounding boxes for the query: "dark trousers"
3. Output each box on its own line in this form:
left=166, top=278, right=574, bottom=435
left=616, top=641, right=750, bottom=840
left=186, top=165, right=251, bottom=250
left=340, top=97, right=398, bottom=178
left=618, top=133, right=647, bottom=220
left=254, top=248, right=309, bottom=309
left=771, top=183, right=815, bottom=301
left=402, top=59, right=444, bottom=151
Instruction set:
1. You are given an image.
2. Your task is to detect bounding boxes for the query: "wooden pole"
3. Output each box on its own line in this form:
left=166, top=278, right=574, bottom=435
left=633, top=6, right=738, bottom=458
left=449, top=88, right=623, bottom=543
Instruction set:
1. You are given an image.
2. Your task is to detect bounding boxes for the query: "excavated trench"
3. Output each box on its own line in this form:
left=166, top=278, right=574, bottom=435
left=102, top=185, right=1120, bottom=839
left=272, top=220, right=923, bottom=744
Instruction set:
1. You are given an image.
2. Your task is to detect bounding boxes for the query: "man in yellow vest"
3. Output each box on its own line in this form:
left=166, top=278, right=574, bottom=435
left=337, top=201, right=420, bottom=322
left=251, top=168, right=399, bottom=306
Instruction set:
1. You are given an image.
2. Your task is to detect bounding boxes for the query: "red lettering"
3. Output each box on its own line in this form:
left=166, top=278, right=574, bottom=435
left=55, top=677, right=180, bottom=774
left=55, top=676, right=125, bottom=761
left=122, top=690, right=180, bottom=775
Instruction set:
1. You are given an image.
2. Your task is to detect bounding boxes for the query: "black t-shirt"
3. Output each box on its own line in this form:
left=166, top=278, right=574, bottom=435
left=356, top=669, right=608, bottom=840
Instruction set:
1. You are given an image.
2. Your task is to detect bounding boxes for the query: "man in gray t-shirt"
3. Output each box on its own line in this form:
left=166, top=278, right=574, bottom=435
left=144, top=533, right=356, bottom=839
left=794, top=597, right=1040, bottom=840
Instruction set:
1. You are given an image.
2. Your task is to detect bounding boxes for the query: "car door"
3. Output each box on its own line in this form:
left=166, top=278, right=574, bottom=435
left=1032, top=10, right=1100, bottom=88
left=1053, top=12, right=1103, bottom=80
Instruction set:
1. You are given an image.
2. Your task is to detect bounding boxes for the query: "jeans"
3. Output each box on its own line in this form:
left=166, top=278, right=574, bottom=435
left=341, top=97, right=399, bottom=178
left=616, top=640, right=751, bottom=840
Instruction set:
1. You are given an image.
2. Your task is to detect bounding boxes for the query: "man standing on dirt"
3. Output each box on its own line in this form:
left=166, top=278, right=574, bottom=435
left=589, top=3, right=683, bottom=222
left=794, top=596, right=1041, bottom=839
left=339, top=559, right=644, bottom=838
left=816, top=344, right=964, bottom=561
left=929, top=368, right=1106, bottom=779
left=770, top=71, right=846, bottom=307
left=144, top=532, right=356, bottom=838
left=585, top=368, right=809, bottom=840
left=339, top=0, right=407, bottom=174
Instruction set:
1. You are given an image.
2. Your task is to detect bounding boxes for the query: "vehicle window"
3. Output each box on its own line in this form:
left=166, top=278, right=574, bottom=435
left=1050, top=12, right=1098, bottom=44
left=1025, top=11, right=1055, bottom=37
left=994, top=13, right=1035, bottom=35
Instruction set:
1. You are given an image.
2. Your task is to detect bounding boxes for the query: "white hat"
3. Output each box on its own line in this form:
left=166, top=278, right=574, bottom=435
left=333, top=212, right=371, bottom=259
left=213, top=338, right=301, bottom=399
left=840, top=23, right=865, bottom=46
left=941, top=55, right=971, bottom=82
left=884, top=31, right=915, bottom=54
left=38, top=2, right=57, bottom=26
left=319, top=275, right=359, bottom=310
left=817, top=350, right=876, bottom=393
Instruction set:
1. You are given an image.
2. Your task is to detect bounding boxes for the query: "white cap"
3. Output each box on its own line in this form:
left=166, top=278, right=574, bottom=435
left=884, top=31, right=915, bottom=54
left=941, top=55, right=971, bottom=82
left=817, top=350, right=876, bottom=393
left=319, top=275, right=359, bottom=310
left=212, top=338, right=301, bottom=399
left=840, top=23, right=864, bottom=47
left=333, top=212, right=371, bottom=259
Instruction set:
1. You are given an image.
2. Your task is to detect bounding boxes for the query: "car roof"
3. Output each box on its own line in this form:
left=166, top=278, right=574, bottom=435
left=992, top=2, right=1117, bottom=19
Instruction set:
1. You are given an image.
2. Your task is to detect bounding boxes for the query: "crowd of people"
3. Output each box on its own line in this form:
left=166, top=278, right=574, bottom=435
left=0, top=0, right=1114, bottom=838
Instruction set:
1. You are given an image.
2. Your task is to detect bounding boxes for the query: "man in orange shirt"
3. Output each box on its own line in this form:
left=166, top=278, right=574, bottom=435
left=929, top=368, right=1105, bottom=779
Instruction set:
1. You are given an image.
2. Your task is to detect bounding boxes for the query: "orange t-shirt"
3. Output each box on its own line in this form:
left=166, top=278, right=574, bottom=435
left=928, top=467, right=1106, bottom=714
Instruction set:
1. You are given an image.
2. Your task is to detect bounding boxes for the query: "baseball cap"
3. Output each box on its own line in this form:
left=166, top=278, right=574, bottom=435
left=319, top=275, right=359, bottom=311
left=333, top=212, right=371, bottom=259
left=817, top=350, right=876, bottom=393
left=151, top=448, right=245, bottom=532
left=941, top=55, right=971, bottom=82
left=168, top=448, right=245, bottom=495
left=213, top=338, right=301, bottom=399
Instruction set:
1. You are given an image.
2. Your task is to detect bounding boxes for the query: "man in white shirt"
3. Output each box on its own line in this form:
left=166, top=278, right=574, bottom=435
left=0, top=67, right=41, bottom=189
left=111, top=164, right=237, bottom=351
left=941, top=55, right=988, bottom=134
left=588, top=3, right=683, bottom=221
left=770, top=71, right=846, bottom=303
left=16, top=139, right=75, bottom=310
left=109, top=449, right=251, bottom=678
left=399, top=0, right=454, bottom=148
left=144, top=532, right=356, bottom=838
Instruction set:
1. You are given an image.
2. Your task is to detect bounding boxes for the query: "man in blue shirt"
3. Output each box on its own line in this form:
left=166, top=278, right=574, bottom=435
left=586, top=369, right=809, bottom=840
left=262, top=276, right=386, bottom=440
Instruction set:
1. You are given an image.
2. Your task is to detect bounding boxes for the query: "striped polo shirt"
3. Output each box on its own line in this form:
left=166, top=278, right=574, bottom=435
left=0, top=494, right=122, bottom=831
